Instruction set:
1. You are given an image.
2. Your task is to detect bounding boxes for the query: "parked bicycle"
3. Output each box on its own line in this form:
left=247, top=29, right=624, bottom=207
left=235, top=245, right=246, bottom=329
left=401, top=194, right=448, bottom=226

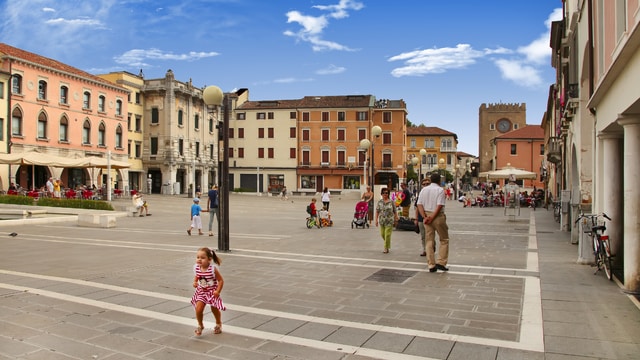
left=574, top=212, right=613, bottom=280
left=553, top=201, right=561, bottom=223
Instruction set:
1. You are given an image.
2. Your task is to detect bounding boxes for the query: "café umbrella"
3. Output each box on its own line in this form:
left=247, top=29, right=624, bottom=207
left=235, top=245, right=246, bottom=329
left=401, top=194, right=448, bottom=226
left=0, top=151, right=79, bottom=190
left=479, top=165, right=537, bottom=180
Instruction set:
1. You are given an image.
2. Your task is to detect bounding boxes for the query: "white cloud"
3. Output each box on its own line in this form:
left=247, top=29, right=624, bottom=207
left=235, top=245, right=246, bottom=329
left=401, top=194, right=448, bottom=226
left=316, top=64, right=346, bottom=75
left=388, top=44, right=486, bottom=77
left=45, top=17, right=105, bottom=28
left=114, top=48, right=219, bottom=68
left=284, top=1, right=363, bottom=51
left=285, top=10, right=328, bottom=35
left=313, top=0, right=364, bottom=19
left=494, top=59, right=542, bottom=87
left=42, top=7, right=55, bottom=13
left=389, top=7, right=562, bottom=88
left=273, top=77, right=314, bottom=84
left=518, top=8, right=563, bottom=65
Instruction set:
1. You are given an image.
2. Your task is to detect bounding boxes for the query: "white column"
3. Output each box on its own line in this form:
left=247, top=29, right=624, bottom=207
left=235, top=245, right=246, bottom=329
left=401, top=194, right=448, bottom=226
left=598, top=132, right=623, bottom=262
left=618, top=115, right=640, bottom=293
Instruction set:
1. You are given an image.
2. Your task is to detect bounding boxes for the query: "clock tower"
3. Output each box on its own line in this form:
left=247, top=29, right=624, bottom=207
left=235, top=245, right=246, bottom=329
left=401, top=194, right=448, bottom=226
left=478, top=103, right=527, bottom=173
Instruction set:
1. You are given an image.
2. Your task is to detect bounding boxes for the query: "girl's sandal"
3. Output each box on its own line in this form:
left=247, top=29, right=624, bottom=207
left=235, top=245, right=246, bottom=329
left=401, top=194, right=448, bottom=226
left=194, top=326, right=204, bottom=336
left=213, top=325, right=222, bottom=334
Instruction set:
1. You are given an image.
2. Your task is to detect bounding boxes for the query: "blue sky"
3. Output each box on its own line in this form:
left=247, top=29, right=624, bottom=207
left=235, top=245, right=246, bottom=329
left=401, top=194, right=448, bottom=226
left=1, top=0, right=562, bottom=155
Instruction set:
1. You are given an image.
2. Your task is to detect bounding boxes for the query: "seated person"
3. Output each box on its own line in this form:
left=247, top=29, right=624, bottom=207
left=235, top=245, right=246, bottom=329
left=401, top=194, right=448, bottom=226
left=458, top=193, right=470, bottom=207
left=132, top=193, right=151, bottom=217
left=318, top=206, right=333, bottom=227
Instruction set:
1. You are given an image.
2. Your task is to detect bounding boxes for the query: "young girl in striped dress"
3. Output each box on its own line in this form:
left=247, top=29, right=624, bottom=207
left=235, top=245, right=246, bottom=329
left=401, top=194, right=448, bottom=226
left=191, top=247, right=225, bottom=335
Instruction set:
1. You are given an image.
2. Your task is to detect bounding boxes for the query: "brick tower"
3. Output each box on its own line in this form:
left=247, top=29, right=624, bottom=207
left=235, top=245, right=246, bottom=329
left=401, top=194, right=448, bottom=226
left=478, top=103, right=527, bottom=173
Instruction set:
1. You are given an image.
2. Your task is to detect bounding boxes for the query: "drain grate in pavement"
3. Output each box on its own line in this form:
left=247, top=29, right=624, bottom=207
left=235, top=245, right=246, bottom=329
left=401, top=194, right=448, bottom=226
left=365, top=269, right=417, bottom=283
left=537, top=231, right=554, bottom=234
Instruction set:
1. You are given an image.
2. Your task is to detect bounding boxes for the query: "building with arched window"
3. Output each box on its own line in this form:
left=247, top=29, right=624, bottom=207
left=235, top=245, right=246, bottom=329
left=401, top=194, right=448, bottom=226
left=0, top=43, right=129, bottom=191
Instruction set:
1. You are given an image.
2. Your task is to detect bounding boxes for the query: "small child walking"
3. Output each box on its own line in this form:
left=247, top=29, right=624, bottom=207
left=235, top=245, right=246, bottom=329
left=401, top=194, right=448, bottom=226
left=187, top=197, right=207, bottom=235
left=191, top=247, right=225, bottom=335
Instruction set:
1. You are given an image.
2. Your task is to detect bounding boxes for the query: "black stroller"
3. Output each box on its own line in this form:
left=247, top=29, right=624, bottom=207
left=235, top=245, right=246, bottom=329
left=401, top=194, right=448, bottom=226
left=351, top=201, right=369, bottom=229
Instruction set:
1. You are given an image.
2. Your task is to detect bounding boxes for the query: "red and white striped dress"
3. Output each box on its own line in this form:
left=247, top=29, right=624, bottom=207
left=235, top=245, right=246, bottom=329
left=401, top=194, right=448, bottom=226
left=191, top=264, right=226, bottom=310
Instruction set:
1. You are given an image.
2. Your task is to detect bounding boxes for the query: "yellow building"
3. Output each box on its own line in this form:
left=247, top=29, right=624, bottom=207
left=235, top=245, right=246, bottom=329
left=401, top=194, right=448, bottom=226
left=406, top=126, right=458, bottom=181
left=98, top=71, right=146, bottom=193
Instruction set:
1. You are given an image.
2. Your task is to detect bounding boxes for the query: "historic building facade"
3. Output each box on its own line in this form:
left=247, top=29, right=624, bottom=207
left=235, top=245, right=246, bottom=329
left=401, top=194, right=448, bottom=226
left=547, top=0, right=640, bottom=292
left=234, top=95, right=407, bottom=195
left=491, top=125, right=544, bottom=189
left=98, top=71, right=146, bottom=193
left=0, top=43, right=129, bottom=191
left=478, top=103, right=527, bottom=173
left=140, top=70, right=218, bottom=195
left=406, top=126, right=459, bottom=182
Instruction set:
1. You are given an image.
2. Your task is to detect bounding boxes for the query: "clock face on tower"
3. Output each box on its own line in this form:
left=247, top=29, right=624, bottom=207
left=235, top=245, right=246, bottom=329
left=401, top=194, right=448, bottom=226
left=497, top=119, right=511, bottom=133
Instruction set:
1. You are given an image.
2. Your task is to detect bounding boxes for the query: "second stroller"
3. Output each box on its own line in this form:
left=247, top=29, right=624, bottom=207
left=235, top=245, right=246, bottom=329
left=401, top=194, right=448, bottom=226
left=351, top=201, right=370, bottom=229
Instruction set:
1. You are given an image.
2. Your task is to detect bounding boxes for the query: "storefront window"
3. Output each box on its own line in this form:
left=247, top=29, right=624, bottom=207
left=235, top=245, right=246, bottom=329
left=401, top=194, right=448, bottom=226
left=301, top=175, right=316, bottom=189
left=268, top=174, right=284, bottom=193
left=343, top=176, right=361, bottom=189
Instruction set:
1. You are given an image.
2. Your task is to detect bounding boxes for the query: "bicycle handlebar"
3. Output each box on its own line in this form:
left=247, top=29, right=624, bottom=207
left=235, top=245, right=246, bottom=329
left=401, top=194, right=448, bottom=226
left=574, top=212, right=611, bottom=225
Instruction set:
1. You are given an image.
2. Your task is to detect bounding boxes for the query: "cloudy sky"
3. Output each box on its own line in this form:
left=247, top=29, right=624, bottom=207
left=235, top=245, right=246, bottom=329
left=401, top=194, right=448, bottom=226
left=0, top=0, right=562, bottom=155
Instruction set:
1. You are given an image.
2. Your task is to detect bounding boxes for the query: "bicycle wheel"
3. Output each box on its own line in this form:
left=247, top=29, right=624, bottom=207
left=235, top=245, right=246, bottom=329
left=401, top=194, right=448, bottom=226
left=306, top=218, right=313, bottom=229
left=601, top=238, right=613, bottom=281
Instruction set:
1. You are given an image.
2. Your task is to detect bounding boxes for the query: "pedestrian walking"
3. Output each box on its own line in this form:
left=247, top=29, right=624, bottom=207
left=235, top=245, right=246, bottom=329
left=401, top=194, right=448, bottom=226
left=414, top=177, right=434, bottom=257
left=321, top=187, right=331, bottom=210
left=416, top=173, right=450, bottom=272
left=361, top=185, right=374, bottom=221
left=207, top=185, right=219, bottom=236
left=375, top=188, right=398, bottom=254
left=191, top=247, right=225, bottom=336
left=187, top=197, right=207, bottom=236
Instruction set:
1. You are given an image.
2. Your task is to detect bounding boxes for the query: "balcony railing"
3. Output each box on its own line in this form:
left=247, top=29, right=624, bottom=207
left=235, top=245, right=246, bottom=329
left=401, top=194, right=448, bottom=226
left=440, top=147, right=457, bottom=153
left=547, top=137, right=561, bottom=164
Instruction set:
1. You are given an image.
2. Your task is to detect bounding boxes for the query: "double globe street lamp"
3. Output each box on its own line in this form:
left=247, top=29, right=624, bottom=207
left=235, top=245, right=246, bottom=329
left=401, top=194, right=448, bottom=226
left=203, top=85, right=230, bottom=252
left=359, top=125, right=382, bottom=190
left=411, top=148, right=427, bottom=184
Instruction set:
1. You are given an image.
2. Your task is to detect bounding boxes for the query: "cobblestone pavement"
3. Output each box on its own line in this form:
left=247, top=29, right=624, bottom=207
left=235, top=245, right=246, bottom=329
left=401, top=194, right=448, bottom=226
left=0, top=193, right=638, bottom=359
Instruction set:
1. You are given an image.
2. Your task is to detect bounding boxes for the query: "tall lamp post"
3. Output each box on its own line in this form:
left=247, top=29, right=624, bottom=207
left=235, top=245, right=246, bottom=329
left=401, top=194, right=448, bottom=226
left=359, top=125, right=382, bottom=191
left=438, top=158, right=446, bottom=180
left=454, top=164, right=460, bottom=199
left=416, top=148, right=427, bottom=181
left=203, top=85, right=230, bottom=252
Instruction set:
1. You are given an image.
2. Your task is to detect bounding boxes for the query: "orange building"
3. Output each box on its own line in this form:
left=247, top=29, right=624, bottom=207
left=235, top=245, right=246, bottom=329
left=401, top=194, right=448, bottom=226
left=491, top=125, right=544, bottom=189
left=236, top=95, right=407, bottom=194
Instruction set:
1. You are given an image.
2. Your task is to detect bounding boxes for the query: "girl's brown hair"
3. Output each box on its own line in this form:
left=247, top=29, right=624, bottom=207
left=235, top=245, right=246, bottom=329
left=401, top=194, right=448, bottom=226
left=198, top=247, right=221, bottom=265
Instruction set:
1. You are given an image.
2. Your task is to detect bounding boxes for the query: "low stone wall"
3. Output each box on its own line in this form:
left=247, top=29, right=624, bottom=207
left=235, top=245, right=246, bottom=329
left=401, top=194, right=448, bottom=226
left=78, top=214, right=116, bottom=228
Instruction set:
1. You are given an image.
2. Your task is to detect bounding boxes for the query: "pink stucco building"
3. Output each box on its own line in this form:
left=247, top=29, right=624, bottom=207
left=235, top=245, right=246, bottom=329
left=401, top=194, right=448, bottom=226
left=0, top=43, right=129, bottom=191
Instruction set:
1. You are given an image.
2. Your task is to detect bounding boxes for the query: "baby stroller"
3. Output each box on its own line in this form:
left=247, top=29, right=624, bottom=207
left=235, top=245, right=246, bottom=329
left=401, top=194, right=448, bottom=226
left=351, top=201, right=370, bottom=229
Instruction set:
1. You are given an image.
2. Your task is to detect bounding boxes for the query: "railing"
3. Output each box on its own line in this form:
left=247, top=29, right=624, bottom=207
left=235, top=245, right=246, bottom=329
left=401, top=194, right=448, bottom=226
left=547, top=137, right=562, bottom=164
left=440, top=147, right=457, bottom=153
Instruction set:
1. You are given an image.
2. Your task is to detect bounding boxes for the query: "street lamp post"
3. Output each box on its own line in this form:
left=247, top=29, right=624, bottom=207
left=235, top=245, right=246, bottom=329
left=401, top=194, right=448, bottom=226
left=419, top=148, right=426, bottom=181
left=455, top=164, right=460, bottom=199
left=203, top=85, right=230, bottom=252
left=438, top=158, right=446, bottom=180
left=359, top=125, right=382, bottom=192
left=411, top=156, right=419, bottom=185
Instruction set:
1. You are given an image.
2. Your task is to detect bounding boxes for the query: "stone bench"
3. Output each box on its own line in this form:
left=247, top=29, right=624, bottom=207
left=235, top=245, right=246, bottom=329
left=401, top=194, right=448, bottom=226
left=78, top=214, right=116, bottom=228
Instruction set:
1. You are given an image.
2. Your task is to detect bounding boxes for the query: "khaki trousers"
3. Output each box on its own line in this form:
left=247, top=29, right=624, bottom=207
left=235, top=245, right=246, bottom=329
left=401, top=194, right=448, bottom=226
left=424, top=212, right=449, bottom=268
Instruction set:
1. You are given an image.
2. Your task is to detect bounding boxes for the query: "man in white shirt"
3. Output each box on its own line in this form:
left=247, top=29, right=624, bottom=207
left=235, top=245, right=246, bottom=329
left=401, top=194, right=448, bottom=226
left=416, top=173, right=450, bottom=272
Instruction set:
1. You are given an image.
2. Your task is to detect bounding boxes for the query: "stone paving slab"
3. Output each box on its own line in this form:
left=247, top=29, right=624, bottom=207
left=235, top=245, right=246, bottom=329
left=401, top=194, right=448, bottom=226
left=0, top=194, right=638, bottom=359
